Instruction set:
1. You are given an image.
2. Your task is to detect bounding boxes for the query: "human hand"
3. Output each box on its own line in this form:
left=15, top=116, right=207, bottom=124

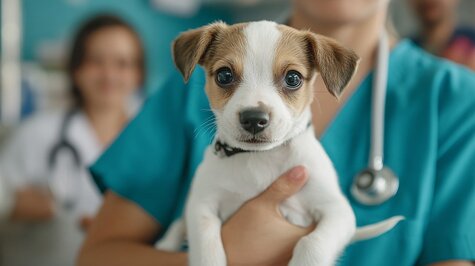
left=221, top=166, right=315, bottom=266
left=10, top=186, right=56, bottom=222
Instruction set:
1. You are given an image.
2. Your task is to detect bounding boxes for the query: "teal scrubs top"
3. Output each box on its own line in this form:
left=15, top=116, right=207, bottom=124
left=91, top=40, right=475, bottom=265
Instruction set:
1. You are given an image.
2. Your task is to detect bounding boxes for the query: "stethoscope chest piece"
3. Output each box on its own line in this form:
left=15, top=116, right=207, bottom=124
left=351, top=167, right=399, bottom=206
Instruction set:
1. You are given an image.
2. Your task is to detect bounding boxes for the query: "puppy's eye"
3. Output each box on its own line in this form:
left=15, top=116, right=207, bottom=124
left=216, top=67, right=234, bottom=87
left=284, top=70, right=303, bottom=90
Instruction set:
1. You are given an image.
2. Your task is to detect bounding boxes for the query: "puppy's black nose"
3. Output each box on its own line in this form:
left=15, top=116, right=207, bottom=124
left=239, top=109, right=270, bottom=134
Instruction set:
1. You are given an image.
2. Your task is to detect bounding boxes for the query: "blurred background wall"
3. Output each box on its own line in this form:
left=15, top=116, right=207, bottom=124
left=16, top=0, right=232, bottom=96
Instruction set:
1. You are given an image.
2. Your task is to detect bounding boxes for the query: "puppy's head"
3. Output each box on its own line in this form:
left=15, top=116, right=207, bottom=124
left=173, top=21, right=358, bottom=151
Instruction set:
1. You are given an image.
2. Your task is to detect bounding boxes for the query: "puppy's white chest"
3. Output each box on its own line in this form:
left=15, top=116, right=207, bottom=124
left=190, top=131, right=331, bottom=227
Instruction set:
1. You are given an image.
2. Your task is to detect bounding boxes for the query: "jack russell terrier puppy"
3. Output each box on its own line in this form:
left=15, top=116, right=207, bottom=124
left=157, top=20, right=403, bottom=266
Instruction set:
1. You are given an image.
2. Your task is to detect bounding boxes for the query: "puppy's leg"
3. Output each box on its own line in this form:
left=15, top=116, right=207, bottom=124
left=187, top=202, right=226, bottom=266
left=289, top=200, right=355, bottom=266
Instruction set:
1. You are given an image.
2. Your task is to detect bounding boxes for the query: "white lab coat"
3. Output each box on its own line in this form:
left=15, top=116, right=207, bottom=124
left=0, top=109, right=110, bottom=266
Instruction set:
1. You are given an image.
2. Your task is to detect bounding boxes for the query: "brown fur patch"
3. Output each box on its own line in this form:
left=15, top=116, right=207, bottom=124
left=172, top=22, right=247, bottom=110
left=201, top=23, right=247, bottom=110
left=274, top=24, right=359, bottom=115
left=304, top=32, right=360, bottom=97
left=172, top=22, right=227, bottom=82
left=274, top=25, right=316, bottom=115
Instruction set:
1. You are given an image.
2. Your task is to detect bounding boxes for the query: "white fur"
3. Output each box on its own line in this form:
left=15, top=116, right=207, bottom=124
left=156, top=21, right=403, bottom=266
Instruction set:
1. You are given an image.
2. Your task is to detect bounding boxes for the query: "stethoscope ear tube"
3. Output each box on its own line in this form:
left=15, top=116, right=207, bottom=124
left=47, top=108, right=82, bottom=210
left=369, top=31, right=389, bottom=171
left=351, top=31, right=399, bottom=206
left=47, top=108, right=82, bottom=170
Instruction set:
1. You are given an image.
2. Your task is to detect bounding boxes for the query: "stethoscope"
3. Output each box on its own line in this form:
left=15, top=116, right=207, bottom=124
left=47, top=108, right=82, bottom=210
left=350, top=31, right=399, bottom=206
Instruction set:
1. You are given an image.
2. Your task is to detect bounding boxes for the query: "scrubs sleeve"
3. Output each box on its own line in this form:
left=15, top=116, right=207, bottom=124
left=418, top=67, right=475, bottom=264
left=90, top=72, right=201, bottom=229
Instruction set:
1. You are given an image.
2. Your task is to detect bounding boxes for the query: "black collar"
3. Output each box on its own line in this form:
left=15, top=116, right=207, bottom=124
left=214, top=140, right=251, bottom=157
left=213, top=121, right=312, bottom=158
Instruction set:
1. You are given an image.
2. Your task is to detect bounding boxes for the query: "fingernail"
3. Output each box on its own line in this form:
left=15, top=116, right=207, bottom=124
left=288, top=166, right=305, bottom=181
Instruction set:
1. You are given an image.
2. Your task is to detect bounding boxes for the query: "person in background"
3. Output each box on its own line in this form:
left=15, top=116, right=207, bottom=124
left=410, top=0, right=475, bottom=70
left=0, top=14, right=144, bottom=266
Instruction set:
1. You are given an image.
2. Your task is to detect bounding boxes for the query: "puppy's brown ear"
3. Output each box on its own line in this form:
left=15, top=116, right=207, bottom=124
left=305, top=33, right=359, bottom=97
left=172, top=22, right=227, bottom=82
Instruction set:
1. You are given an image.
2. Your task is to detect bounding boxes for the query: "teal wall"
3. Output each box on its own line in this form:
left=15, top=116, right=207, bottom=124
left=21, top=0, right=231, bottom=92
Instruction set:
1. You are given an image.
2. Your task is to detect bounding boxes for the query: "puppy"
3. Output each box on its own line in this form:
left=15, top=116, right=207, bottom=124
left=157, top=21, right=403, bottom=266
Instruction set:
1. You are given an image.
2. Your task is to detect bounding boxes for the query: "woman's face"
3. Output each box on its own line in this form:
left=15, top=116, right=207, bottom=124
left=292, top=0, right=387, bottom=25
left=74, top=26, right=142, bottom=109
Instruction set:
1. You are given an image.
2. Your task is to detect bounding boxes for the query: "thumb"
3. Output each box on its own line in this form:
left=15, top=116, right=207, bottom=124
left=257, top=166, right=308, bottom=206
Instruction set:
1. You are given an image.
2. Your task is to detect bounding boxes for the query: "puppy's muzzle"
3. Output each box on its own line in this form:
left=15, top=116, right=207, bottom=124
left=239, top=108, right=270, bottom=135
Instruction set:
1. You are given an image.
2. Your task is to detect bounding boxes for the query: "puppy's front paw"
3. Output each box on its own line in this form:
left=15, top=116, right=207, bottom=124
left=288, top=236, right=334, bottom=266
left=188, top=249, right=227, bottom=266
left=189, top=261, right=225, bottom=266
left=189, top=257, right=226, bottom=266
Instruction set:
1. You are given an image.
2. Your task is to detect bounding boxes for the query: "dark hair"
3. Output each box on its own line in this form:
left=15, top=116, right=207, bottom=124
left=68, top=14, right=145, bottom=106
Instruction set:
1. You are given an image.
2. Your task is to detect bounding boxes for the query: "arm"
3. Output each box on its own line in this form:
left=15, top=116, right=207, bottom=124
left=78, top=192, right=187, bottom=266
left=418, top=67, right=475, bottom=265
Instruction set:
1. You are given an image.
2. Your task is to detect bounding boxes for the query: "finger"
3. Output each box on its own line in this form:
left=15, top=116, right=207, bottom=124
left=256, top=166, right=308, bottom=206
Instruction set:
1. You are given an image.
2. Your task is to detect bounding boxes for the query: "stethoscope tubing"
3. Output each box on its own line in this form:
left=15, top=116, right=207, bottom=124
left=351, top=30, right=399, bottom=206
left=369, top=31, right=389, bottom=171
left=47, top=108, right=82, bottom=210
